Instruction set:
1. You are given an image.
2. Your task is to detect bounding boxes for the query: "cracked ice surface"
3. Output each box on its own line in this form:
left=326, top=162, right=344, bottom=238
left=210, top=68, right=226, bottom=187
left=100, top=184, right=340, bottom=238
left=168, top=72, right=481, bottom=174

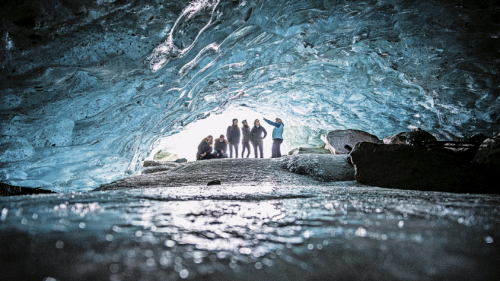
left=1, top=0, right=499, bottom=191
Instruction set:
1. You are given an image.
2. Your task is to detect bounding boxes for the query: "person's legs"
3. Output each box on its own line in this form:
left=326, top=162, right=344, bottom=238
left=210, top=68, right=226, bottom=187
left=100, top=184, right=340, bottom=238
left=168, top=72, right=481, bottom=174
left=271, top=140, right=278, bottom=158
left=213, top=150, right=219, bottom=158
left=234, top=143, right=239, bottom=158
left=253, top=143, right=258, bottom=158
left=276, top=139, right=283, bottom=157
left=221, top=153, right=228, bottom=158
left=242, top=142, right=250, bottom=158
left=257, top=140, right=264, bottom=158
left=229, top=144, right=233, bottom=158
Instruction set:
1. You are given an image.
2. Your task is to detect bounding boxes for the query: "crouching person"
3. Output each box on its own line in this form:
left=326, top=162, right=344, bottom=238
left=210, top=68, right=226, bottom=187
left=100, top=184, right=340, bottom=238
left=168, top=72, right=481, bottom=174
left=213, top=134, right=228, bottom=158
left=197, top=135, right=214, bottom=160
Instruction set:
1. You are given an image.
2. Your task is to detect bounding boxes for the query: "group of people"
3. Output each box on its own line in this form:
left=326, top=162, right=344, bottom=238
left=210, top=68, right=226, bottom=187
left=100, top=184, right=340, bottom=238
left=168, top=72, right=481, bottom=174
left=196, top=117, right=284, bottom=160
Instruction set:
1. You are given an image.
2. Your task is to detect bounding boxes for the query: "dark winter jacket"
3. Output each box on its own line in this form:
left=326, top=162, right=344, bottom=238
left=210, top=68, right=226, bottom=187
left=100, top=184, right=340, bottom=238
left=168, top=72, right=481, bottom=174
left=227, top=125, right=241, bottom=144
left=214, top=139, right=228, bottom=153
left=197, top=141, right=213, bottom=159
left=241, top=125, right=251, bottom=143
left=251, top=125, right=267, bottom=142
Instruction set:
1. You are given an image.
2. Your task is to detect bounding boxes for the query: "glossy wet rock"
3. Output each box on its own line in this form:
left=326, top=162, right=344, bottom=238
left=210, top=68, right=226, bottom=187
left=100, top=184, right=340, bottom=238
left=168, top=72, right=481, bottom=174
left=2, top=183, right=500, bottom=280
left=350, top=142, right=496, bottom=194
left=287, top=147, right=331, bottom=155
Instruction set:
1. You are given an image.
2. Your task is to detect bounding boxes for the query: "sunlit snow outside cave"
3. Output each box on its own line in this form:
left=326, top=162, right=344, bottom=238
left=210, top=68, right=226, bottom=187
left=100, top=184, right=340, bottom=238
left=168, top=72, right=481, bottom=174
left=1, top=0, right=500, bottom=280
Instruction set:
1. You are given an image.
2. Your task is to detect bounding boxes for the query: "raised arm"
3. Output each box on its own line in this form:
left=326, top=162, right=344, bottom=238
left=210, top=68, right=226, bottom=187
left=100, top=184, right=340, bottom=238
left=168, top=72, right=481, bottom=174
left=264, top=118, right=280, bottom=127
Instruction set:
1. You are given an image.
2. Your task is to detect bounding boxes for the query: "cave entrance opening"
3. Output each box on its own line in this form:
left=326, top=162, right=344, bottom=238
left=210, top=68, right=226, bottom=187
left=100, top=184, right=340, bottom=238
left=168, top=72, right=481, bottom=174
left=147, top=108, right=276, bottom=161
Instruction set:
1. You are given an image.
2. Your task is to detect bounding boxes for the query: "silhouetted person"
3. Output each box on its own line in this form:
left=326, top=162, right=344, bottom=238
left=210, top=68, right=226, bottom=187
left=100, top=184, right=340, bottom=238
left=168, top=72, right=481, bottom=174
left=227, top=118, right=241, bottom=158
left=251, top=119, right=267, bottom=158
left=263, top=117, right=284, bottom=158
left=213, top=134, right=228, bottom=158
left=241, top=120, right=251, bottom=158
left=197, top=135, right=214, bottom=160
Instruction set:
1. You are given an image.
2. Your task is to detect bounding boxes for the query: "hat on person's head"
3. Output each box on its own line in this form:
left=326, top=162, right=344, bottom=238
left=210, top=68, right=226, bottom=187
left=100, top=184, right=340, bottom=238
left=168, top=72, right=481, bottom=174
left=242, top=119, right=246, bottom=124
left=233, top=118, right=237, bottom=123
left=276, top=118, right=282, bottom=122
left=220, top=134, right=225, bottom=138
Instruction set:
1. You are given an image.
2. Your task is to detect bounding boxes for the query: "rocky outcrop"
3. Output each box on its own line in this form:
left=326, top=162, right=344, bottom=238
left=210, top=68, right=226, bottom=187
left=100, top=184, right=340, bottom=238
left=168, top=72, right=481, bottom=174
left=350, top=142, right=496, bottom=194
left=383, top=129, right=437, bottom=145
left=287, top=147, right=332, bottom=155
left=473, top=133, right=500, bottom=169
left=321, top=129, right=382, bottom=154
left=281, top=154, right=354, bottom=182
left=142, top=160, right=180, bottom=174
left=0, top=182, right=56, bottom=196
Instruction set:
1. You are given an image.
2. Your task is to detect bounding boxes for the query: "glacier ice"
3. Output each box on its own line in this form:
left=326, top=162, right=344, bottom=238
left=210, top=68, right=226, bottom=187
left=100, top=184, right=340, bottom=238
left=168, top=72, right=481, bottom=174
left=1, top=0, right=499, bottom=191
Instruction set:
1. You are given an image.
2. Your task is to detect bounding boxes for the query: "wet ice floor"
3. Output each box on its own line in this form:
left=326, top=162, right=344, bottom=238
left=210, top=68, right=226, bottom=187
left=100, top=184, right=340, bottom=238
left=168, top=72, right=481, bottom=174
left=1, top=182, right=500, bottom=281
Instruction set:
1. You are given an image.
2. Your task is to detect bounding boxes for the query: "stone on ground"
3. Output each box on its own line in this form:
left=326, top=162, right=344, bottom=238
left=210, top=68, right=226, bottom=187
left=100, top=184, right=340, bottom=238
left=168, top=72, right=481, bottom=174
left=321, top=129, right=382, bottom=154
left=281, top=154, right=354, bottom=182
left=288, top=147, right=332, bottom=155
left=473, top=133, right=500, bottom=168
left=383, top=129, right=437, bottom=145
left=350, top=142, right=496, bottom=193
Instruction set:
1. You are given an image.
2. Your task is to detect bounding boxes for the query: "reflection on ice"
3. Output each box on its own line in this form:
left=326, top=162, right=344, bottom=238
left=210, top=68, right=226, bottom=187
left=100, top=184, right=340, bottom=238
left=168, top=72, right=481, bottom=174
left=1, top=183, right=500, bottom=280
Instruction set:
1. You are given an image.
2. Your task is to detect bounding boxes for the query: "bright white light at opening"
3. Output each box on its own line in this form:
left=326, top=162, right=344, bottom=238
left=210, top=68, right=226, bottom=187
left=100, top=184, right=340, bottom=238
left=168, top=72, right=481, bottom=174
left=148, top=108, right=276, bottom=161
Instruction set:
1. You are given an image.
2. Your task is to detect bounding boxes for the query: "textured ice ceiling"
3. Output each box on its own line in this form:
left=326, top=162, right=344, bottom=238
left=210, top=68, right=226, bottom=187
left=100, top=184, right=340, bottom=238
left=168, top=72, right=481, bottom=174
left=1, top=0, right=499, bottom=192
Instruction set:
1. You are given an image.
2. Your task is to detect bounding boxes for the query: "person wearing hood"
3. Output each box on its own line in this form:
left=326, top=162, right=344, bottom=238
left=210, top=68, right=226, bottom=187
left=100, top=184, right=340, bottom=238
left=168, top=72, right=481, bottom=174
left=241, top=120, right=251, bottom=158
left=213, top=134, right=228, bottom=158
left=197, top=135, right=214, bottom=160
left=226, top=118, right=241, bottom=158
left=250, top=119, right=267, bottom=158
left=263, top=117, right=284, bottom=158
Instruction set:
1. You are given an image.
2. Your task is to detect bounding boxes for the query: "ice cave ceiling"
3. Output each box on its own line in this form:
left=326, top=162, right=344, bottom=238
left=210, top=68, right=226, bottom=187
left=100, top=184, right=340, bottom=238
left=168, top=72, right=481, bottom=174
left=1, top=0, right=499, bottom=191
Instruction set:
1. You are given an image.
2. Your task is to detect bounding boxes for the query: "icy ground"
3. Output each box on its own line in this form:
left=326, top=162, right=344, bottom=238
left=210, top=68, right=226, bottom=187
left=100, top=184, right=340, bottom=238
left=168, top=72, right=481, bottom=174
left=1, top=181, right=499, bottom=280
left=1, top=0, right=500, bottom=191
left=2, top=158, right=500, bottom=280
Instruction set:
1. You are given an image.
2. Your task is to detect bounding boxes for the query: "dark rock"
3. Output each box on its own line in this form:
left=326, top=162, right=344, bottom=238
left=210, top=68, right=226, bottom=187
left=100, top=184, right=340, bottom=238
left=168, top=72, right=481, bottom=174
left=175, top=158, right=188, bottom=163
left=1, top=182, right=56, bottom=196
left=350, top=142, right=496, bottom=194
left=287, top=147, right=332, bottom=155
left=321, top=129, right=382, bottom=154
left=473, top=133, right=500, bottom=169
left=281, top=154, right=355, bottom=181
left=207, top=180, right=221, bottom=186
left=468, top=133, right=489, bottom=144
left=143, top=160, right=180, bottom=167
left=383, top=130, right=437, bottom=145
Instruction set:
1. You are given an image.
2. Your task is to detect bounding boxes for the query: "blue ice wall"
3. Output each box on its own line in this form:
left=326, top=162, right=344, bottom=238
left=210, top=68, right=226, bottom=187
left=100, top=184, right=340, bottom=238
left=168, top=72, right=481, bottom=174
left=1, top=0, right=499, bottom=191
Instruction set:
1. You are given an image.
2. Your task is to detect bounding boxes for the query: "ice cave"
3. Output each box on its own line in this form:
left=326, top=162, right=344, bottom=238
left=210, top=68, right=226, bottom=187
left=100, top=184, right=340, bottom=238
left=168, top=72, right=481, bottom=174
left=1, top=0, right=500, bottom=280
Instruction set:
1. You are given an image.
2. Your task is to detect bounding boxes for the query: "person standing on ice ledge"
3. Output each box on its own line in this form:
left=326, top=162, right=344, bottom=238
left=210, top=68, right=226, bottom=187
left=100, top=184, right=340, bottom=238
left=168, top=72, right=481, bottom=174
left=250, top=119, right=267, bottom=158
left=226, top=119, right=241, bottom=158
left=241, top=120, right=252, bottom=158
left=263, top=117, right=284, bottom=158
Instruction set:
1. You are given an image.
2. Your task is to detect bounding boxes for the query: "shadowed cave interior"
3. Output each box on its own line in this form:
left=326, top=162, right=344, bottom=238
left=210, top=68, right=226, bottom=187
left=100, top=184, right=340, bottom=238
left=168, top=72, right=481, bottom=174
left=1, top=0, right=500, bottom=280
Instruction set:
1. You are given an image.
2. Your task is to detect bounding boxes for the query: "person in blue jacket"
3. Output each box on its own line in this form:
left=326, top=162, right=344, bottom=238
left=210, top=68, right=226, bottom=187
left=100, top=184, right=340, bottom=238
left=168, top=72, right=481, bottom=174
left=226, top=119, right=241, bottom=158
left=263, top=117, right=284, bottom=158
left=250, top=119, right=267, bottom=158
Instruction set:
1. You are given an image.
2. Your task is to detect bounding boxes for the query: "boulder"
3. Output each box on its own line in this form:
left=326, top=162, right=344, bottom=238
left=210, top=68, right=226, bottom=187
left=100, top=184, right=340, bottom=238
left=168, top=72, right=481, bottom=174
left=1, top=182, right=56, bottom=196
left=350, top=142, right=496, bottom=193
left=287, top=147, right=332, bottom=155
left=142, top=160, right=180, bottom=174
left=321, top=129, right=382, bottom=154
left=383, top=129, right=437, bottom=145
left=143, top=160, right=180, bottom=167
left=281, top=154, right=355, bottom=182
left=153, top=150, right=178, bottom=161
left=175, top=158, right=188, bottom=163
left=473, top=133, right=500, bottom=168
